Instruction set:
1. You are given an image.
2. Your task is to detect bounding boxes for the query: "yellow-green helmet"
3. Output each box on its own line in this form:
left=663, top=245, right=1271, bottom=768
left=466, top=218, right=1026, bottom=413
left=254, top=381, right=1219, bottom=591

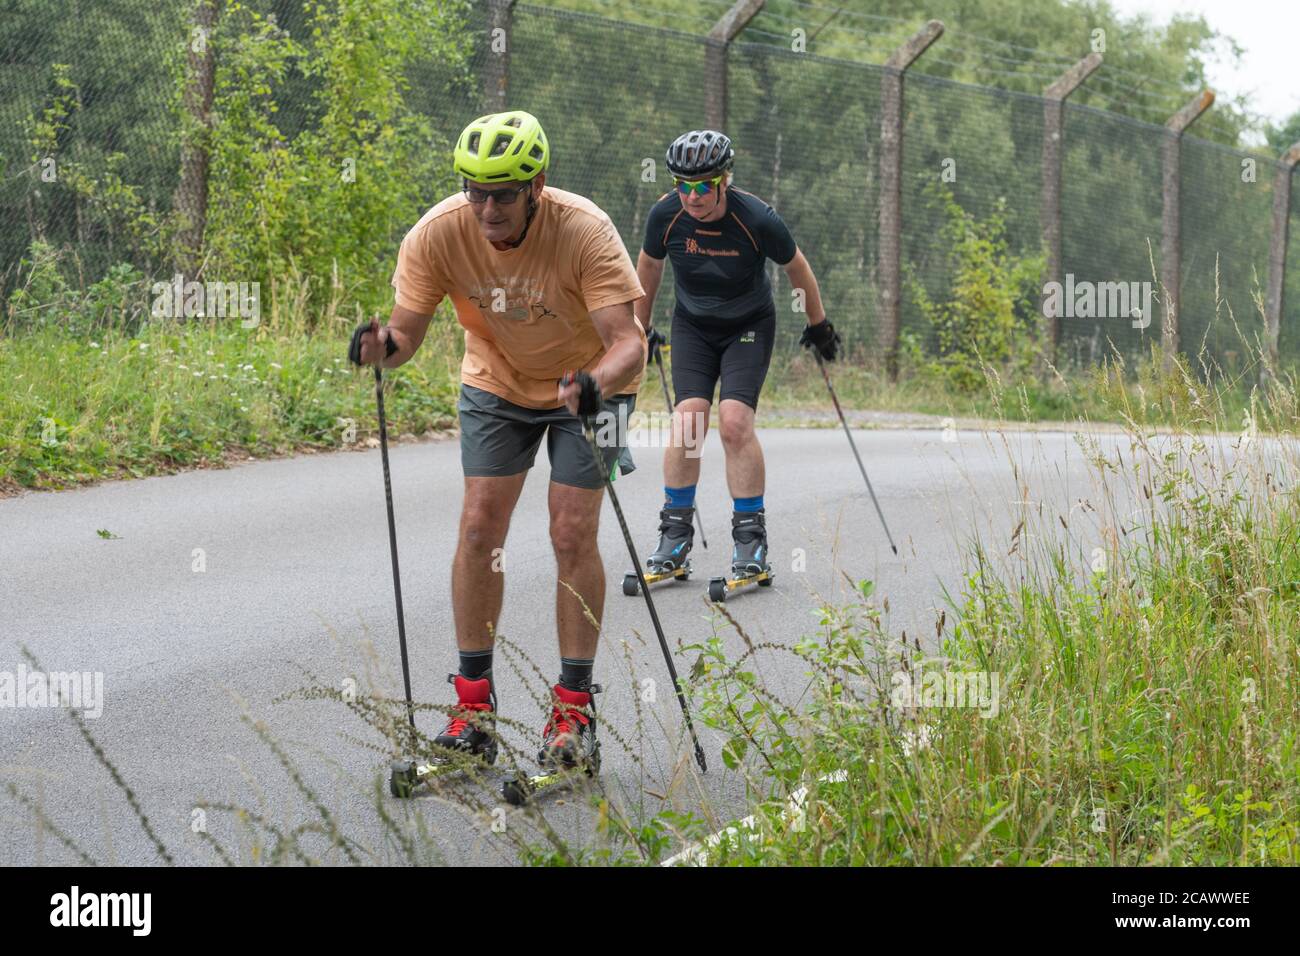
left=453, top=111, right=549, bottom=182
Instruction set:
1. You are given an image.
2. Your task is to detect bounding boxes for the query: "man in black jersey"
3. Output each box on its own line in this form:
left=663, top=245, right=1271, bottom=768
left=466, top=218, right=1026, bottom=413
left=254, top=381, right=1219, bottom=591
left=634, top=129, right=840, bottom=583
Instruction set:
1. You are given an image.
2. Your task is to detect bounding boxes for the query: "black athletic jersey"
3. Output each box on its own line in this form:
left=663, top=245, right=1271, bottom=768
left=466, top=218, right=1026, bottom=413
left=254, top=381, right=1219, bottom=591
left=643, top=186, right=797, bottom=322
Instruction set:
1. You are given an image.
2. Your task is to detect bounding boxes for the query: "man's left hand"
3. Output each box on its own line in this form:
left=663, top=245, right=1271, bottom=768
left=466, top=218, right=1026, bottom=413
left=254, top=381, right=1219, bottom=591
left=799, top=319, right=841, bottom=362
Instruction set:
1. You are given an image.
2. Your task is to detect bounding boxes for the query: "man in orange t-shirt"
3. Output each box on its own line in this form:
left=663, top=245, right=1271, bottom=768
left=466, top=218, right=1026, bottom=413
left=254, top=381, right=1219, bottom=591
left=350, top=111, right=647, bottom=773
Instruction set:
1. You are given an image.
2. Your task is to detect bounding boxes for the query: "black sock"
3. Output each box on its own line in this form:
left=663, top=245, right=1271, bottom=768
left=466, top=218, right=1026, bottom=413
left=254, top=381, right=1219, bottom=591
left=559, top=657, right=594, bottom=693
left=458, top=649, right=493, bottom=681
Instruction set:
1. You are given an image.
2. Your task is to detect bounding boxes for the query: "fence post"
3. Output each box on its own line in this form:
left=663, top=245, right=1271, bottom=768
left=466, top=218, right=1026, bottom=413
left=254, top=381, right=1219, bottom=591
left=173, top=0, right=219, bottom=278
left=484, top=0, right=518, bottom=111
left=1263, top=142, right=1300, bottom=387
left=705, top=0, right=765, bottom=130
left=1160, top=90, right=1214, bottom=372
left=1039, top=53, right=1101, bottom=371
left=877, top=20, right=943, bottom=382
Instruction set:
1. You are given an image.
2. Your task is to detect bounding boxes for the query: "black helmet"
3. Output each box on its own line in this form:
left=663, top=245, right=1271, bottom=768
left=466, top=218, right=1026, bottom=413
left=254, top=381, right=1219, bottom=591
left=666, top=129, right=734, bottom=178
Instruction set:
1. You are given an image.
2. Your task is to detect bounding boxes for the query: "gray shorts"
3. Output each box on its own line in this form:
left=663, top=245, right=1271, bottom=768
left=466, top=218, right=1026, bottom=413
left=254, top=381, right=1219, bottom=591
left=457, top=384, right=637, bottom=490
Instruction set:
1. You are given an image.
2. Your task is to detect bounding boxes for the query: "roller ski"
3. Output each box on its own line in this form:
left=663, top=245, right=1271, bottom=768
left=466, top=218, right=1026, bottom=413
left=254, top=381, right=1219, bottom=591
left=501, top=683, right=602, bottom=806
left=708, top=509, right=774, bottom=603
left=390, top=673, right=499, bottom=798
left=623, top=506, right=695, bottom=596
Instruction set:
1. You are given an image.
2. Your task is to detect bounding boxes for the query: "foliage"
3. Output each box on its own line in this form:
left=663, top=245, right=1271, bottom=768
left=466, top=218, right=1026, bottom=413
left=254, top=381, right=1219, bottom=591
left=203, top=0, right=472, bottom=322
left=907, top=185, right=1043, bottom=392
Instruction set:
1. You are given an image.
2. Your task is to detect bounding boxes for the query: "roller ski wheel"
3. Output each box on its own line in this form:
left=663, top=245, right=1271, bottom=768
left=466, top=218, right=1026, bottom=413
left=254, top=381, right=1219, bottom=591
left=501, top=751, right=602, bottom=807
left=501, top=683, right=602, bottom=806
left=707, top=568, right=775, bottom=603
left=391, top=673, right=499, bottom=799
left=624, top=561, right=692, bottom=596
left=708, top=577, right=726, bottom=603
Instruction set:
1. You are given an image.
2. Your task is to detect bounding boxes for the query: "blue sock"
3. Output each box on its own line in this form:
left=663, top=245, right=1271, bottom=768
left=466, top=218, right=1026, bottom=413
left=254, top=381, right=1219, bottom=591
left=665, top=485, right=696, bottom=509
left=734, top=494, right=764, bottom=513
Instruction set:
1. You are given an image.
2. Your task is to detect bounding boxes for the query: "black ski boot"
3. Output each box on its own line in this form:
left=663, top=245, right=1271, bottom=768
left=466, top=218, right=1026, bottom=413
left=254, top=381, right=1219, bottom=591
left=625, top=506, right=696, bottom=595
left=647, top=506, right=695, bottom=573
left=536, top=682, right=601, bottom=773
left=731, top=509, right=771, bottom=577
left=708, top=510, right=774, bottom=602
left=433, top=672, right=499, bottom=761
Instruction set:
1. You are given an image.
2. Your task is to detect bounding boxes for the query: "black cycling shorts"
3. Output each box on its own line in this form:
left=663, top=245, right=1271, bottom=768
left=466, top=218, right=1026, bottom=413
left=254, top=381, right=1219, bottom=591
left=668, top=307, right=776, bottom=410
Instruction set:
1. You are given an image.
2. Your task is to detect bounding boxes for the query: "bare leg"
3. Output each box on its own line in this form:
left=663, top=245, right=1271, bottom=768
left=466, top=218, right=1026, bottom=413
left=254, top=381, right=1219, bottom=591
left=451, top=473, right=528, bottom=651
left=661, top=397, right=711, bottom=489
left=718, top=399, right=764, bottom=498
left=549, top=480, right=606, bottom=659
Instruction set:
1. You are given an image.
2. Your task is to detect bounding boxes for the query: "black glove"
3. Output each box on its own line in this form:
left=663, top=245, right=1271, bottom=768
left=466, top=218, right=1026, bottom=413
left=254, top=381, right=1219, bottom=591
left=559, top=370, right=603, bottom=417
left=348, top=320, right=398, bottom=366
left=799, top=319, right=840, bottom=362
left=646, top=326, right=667, bottom=366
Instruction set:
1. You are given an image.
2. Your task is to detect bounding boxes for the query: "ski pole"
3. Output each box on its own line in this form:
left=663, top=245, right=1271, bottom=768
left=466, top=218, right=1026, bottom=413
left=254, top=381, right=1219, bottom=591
left=652, top=345, right=707, bottom=549
left=373, top=364, right=417, bottom=750
left=813, top=352, right=899, bottom=555
left=563, top=374, right=708, bottom=774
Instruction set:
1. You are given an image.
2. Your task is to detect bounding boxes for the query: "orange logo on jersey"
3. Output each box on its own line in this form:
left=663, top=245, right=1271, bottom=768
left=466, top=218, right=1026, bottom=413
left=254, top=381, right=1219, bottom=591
left=682, top=236, right=739, bottom=258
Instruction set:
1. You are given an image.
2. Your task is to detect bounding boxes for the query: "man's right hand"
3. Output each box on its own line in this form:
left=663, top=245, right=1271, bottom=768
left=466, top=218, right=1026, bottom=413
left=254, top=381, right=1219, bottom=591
left=348, top=318, right=398, bottom=367
left=646, top=326, right=667, bottom=366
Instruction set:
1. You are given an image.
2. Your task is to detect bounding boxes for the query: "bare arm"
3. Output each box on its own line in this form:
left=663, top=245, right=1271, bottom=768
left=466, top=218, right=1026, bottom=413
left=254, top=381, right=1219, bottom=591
left=782, top=247, right=826, bottom=324
left=558, top=300, right=646, bottom=412
left=634, top=251, right=667, bottom=330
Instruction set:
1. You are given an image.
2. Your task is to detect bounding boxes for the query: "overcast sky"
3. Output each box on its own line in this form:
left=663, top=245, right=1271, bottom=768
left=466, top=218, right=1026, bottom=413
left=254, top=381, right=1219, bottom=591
left=1106, top=0, right=1299, bottom=135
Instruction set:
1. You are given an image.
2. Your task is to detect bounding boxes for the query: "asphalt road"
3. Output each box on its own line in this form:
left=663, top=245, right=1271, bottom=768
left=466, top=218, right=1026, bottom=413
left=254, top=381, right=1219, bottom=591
left=0, top=422, right=1163, bottom=865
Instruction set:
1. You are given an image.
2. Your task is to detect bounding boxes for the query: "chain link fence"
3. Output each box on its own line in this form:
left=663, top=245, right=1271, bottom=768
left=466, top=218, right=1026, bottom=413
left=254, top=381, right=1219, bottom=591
left=2, top=0, right=1297, bottom=377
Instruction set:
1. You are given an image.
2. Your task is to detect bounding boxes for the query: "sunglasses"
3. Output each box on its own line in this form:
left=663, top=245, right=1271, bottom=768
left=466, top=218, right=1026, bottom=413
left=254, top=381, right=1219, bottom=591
left=675, top=175, right=726, bottom=197
left=463, top=181, right=531, bottom=205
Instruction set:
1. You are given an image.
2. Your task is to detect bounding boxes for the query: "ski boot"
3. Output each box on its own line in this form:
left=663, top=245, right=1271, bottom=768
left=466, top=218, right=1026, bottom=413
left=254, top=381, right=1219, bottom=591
left=389, top=673, right=498, bottom=798
left=501, top=683, right=602, bottom=806
left=623, top=506, right=694, bottom=595
left=708, top=509, right=774, bottom=603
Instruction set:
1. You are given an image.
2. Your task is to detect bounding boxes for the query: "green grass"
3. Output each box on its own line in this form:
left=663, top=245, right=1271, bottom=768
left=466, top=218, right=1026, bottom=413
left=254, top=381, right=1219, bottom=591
left=0, top=316, right=462, bottom=493
left=754, top=342, right=1265, bottom=432
left=2, top=289, right=1287, bottom=494
left=660, top=369, right=1300, bottom=866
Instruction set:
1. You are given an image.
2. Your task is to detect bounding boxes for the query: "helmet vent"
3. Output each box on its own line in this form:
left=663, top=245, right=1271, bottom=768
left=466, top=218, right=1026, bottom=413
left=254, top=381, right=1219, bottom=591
left=529, top=145, right=544, bottom=161
left=489, top=133, right=512, bottom=157
left=467, top=131, right=480, bottom=152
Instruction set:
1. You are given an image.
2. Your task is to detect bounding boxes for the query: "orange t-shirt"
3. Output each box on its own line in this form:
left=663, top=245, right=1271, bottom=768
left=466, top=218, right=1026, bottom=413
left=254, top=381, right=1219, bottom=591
left=391, top=186, right=646, bottom=409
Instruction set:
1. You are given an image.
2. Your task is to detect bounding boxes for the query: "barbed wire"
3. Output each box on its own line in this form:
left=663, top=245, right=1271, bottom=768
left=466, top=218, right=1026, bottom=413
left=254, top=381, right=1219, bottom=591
left=921, top=54, right=1067, bottom=87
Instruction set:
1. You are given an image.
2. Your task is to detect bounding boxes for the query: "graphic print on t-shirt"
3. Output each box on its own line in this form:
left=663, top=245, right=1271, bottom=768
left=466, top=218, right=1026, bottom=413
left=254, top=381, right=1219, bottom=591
left=465, top=276, right=552, bottom=323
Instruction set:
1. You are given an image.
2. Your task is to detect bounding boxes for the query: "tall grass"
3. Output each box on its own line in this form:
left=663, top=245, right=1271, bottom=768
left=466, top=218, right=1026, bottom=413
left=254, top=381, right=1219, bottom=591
left=674, top=354, right=1300, bottom=866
